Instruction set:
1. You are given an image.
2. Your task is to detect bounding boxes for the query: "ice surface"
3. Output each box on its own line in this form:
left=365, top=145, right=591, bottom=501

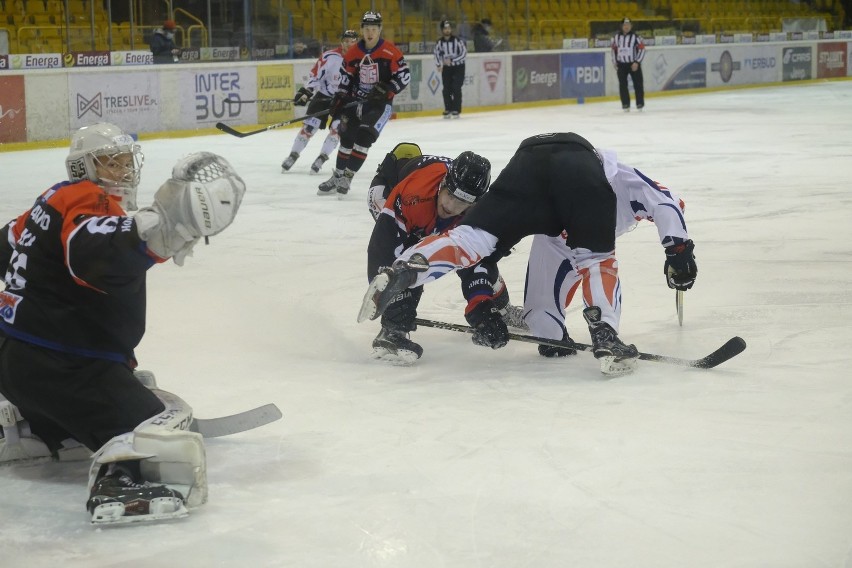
left=1, top=82, right=851, bottom=567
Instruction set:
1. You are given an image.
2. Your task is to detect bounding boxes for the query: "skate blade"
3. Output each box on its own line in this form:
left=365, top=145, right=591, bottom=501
left=357, top=273, right=389, bottom=323
left=90, top=498, right=188, bottom=526
left=371, top=346, right=419, bottom=366
left=598, top=356, right=638, bottom=377
left=316, top=188, right=337, bottom=196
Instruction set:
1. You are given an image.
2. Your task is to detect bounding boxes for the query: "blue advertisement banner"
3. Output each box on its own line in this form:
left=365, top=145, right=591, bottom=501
left=560, top=52, right=605, bottom=99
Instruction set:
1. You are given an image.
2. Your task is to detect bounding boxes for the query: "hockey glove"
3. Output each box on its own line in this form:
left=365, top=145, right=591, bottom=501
left=328, top=92, right=351, bottom=121
left=664, top=239, right=697, bottom=291
left=465, top=299, right=509, bottom=350
left=366, top=82, right=392, bottom=103
left=293, top=86, right=313, bottom=106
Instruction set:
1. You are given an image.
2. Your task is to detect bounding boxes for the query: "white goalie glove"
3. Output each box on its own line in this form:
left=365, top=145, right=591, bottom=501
left=136, top=152, right=246, bottom=265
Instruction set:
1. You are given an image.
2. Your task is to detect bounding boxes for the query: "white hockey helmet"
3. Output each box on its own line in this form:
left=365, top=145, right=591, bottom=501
left=66, top=122, right=144, bottom=210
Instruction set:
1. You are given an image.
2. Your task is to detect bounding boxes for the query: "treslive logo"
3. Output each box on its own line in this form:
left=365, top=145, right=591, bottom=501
left=77, top=92, right=102, bottom=118
left=76, top=91, right=158, bottom=119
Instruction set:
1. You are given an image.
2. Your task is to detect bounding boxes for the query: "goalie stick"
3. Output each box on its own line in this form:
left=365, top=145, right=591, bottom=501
left=413, top=318, right=746, bottom=369
left=215, top=101, right=359, bottom=138
left=1, top=403, right=283, bottom=466
left=189, top=403, right=282, bottom=438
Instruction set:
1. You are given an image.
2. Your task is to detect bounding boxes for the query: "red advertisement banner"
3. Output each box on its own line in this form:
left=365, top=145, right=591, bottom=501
left=0, top=75, right=27, bottom=144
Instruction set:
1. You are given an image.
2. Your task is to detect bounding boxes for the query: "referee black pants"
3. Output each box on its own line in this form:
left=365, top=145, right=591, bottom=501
left=616, top=62, right=644, bottom=109
left=441, top=64, right=465, bottom=114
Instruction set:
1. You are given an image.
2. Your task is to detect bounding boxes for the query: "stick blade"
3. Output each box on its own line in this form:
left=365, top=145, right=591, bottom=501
left=215, top=122, right=250, bottom=138
left=189, top=403, right=282, bottom=438
left=693, top=336, right=747, bottom=368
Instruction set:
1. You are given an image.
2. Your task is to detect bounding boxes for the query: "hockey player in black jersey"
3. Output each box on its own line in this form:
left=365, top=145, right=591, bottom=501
left=0, top=122, right=246, bottom=524
left=360, top=132, right=649, bottom=376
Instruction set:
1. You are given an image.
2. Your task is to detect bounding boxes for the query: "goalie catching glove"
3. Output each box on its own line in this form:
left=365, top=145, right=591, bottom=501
left=136, top=152, right=246, bottom=265
left=664, top=239, right=697, bottom=291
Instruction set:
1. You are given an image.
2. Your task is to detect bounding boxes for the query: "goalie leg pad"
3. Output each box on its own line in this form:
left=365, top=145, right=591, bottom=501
left=88, top=389, right=208, bottom=509
left=1, top=398, right=89, bottom=464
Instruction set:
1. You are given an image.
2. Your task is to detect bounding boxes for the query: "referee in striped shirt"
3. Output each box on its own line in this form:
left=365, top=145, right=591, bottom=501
left=434, top=20, right=467, bottom=118
left=611, top=17, right=645, bottom=111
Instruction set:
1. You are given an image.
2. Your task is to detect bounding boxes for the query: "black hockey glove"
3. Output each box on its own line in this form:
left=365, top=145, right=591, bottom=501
left=293, top=87, right=313, bottom=106
left=367, top=82, right=392, bottom=103
left=465, top=299, right=509, bottom=350
left=664, top=239, right=697, bottom=291
left=328, top=92, right=351, bottom=121
left=380, top=287, right=423, bottom=333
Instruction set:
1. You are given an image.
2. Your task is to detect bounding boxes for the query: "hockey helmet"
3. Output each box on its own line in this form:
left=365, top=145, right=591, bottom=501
left=361, top=11, right=382, bottom=27
left=66, top=122, right=144, bottom=210
left=341, top=29, right=358, bottom=40
left=440, top=20, right=452, bottom=30
left=444, top=151, right=491, bottom=203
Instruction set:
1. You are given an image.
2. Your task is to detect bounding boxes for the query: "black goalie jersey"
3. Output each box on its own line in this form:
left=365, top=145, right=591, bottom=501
left=0, top=180, right=158, bottom=364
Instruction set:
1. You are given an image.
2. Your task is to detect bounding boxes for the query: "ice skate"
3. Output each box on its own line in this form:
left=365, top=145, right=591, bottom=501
left=317, top=169, right=343, bottom=195
left=87, top=473, right=188, bottom=525
left=281, top=152, right=299, bottom=172
left=451, top=111, right=460, bottom=119
left=538, top=332, right=577, bottom=358
left=583, top=306, right=638, bottom=376
left=500, top=303, right=529, bottom=331
left=336, top=169, right=355, bottom=199
left=310, top=153, right=329, bottom=173
left=357, top=254, right=429, bottom=323
left=442, top=111, right=451, bottom=119
left=371, top=328, right=423, bottom=365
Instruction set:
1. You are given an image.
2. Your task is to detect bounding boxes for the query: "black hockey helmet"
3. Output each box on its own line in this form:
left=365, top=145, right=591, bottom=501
left=445, top=151, right=491, bottom=203
left=341, top=29, right=358, bottom=40
left=440, top=20, right=452, bottom=30
left=361, top=11, right=382, bottom=27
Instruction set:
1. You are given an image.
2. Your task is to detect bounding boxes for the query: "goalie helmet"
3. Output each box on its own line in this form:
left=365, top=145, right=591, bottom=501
left=361, top=11, right=382, bottom=27
left=444, top=151, right=491, bottom=203
left=66, top=122, right=144, bottom=210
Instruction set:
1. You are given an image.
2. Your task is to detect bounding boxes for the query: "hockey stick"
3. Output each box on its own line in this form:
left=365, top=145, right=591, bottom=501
left=676, top=290, right=684, bottom=326
left=413, top=318, right=746, bottom=369
left=215, top=101, right=358, bottom=138
left=189, top=403, right=282, bottom=438
left=223, top=98, right=292, bottom=104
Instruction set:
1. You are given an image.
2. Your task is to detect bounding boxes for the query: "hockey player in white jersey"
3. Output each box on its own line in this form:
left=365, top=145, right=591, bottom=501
left=282, top=30, right=359, bottom=173
left=522, top=148, right=697, bottom=374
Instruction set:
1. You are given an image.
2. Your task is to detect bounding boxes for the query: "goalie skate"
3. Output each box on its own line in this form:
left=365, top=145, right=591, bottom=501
left=88, top=474, right=188, bottom=526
